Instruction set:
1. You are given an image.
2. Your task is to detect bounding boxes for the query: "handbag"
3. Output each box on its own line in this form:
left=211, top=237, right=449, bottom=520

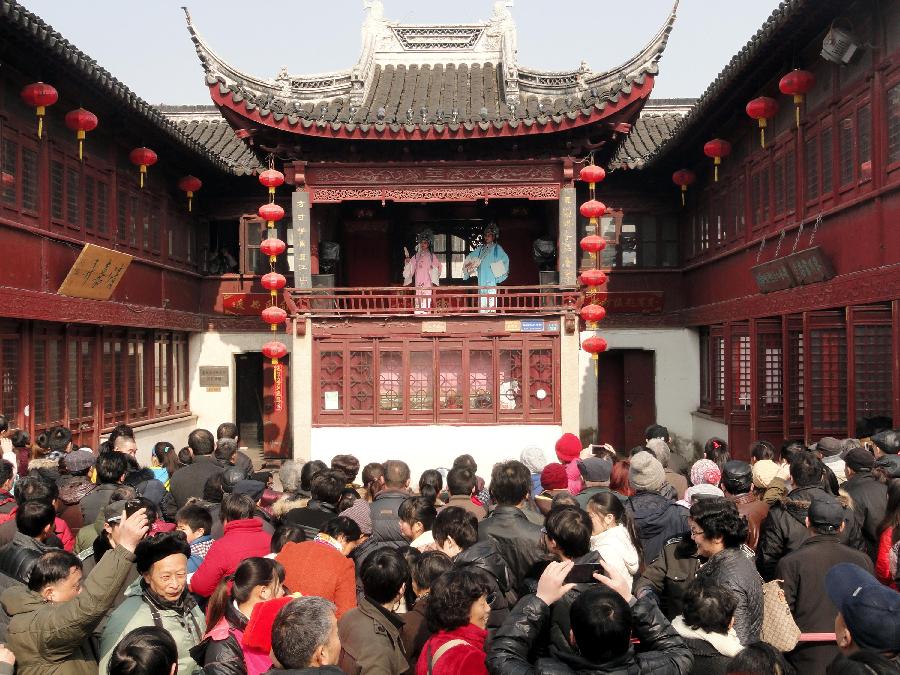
left=760, top=579, right=801, bottom=652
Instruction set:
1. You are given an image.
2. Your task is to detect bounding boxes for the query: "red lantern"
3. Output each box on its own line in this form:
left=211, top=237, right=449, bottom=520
left=582, top=335, right=608, bottom=359
left=262, top=340, right=288, bottom=364
left=259, top=168, right=285, bottom=196
left=128, top=147, right=158, bottom=189
left=20, top=82, right=58, bottom=139
left=261, top=272, right=287, bottom=292
left=579, top=199, right=607, bottom=219
left=178, top=175, right=202, bottom=212
left=580, top=304, right=607, bottom=325
left=580, top=269, right=608, bottom=287
left=746, top=96, right=779, bottom=149
left=261, top=306, right=287, bottom=326
left=260, top=237, right=287, bottom=260
left=672, top=169, right=696, bottom=207
left=580, top=235, right=606, bottom=255
left=64, top=108, right=98, bottom=161
left=703, top=139, right=732, bottom=182
left=578, top=164, right=606, bottom=184
left=258, top=203, right=285, bottom=225
left=779, top=69, right=815, bottom=128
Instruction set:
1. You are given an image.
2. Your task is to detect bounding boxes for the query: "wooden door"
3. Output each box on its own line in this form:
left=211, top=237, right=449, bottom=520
left=597, top=349, right=656, bottom=454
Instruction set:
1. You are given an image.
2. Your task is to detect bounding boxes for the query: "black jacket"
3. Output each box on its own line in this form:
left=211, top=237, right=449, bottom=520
left=680, top=637, right=731, bottom=675
left=634, top=536, right=701, bottom=620
left=0, top=533, right=51, bottom=584
left=842, top=471, right=888, bottom=560
left=284, top=501, right=338, bottom=541
left=775, top=534, right=874, bottom=675
left=875, top=454, right=900, bottom=479
left=454, top=539, right=514, bottom=632
left=170, top=456, right=224, bottom=509
left=79, top=483, right=119, bottom=528
left=190, top=601, right=248, bottom=675
left=370, top=489, right=410, bottom=546
left=626, top=492, right=689, bottom=564
left=126, top=469, right=177, bottom=522
left=478, top=506, right=547, bottom=595
left=695, top=547, right=762, bottom=645
left=262, top=668, right=345, bottom=674
left=486, top=594, right=693, bottom=675
left=756, top=484, right=865, bottom=581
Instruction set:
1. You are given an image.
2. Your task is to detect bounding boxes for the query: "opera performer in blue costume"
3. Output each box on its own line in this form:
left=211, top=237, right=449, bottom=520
left=462, top=223, right=509, bottom=310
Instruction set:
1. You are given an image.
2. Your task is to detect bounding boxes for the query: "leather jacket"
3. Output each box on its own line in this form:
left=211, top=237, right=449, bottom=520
left=454, top=539, right=514, bottom=631
left=487, top=594, right=693, bottom=674
left=634, top=536, right=701, bottom=620
left=0, top=533, right=51, bottom=584
left=478, top=506, right=548, bottom=595
left=842, top=471, right=888, bottom=559
left=696, top=547, right=762, bottom=645
left=191, top=601, right=249, bottom=675
left=728, top=492, right=769, bottom=552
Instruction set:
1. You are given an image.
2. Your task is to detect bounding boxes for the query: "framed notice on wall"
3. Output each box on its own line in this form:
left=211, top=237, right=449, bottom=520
left=57, top=244, right=133, bottom=300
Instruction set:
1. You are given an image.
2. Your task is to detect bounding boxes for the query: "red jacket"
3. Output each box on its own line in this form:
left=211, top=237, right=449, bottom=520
left=275, top=540, right=357, bottom=618
left=875, top=526, right=898, bottom=589
left=0, top=506, right=74, bottom=553
left=190, top=518, right=271, bottom=597
left=415, top=624, right=488, bottom=675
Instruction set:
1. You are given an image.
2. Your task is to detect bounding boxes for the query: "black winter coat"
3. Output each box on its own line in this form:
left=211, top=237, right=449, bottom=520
left=633, top=536, right=701, bottom=620
left=284, top=501, right=338, bottom=541
left=126, top=469, right=177, bottom=522
left=478, top=506, right=547, bottom=595
left=842, top=471, right=888, bottom=560
left=625, top=492, right=689, bottom=564
left=486, top=594, right=693, bottom=675
left=0, top=533, right=51, bottom=584
left=756, top=484, right=865, bottom=581
left=695, top=547, right=762, bottom=645
left=454, top=539, right=514, bottom=632
left=680, top=638, right=730, bottom=675
left=190, top=601, right=248, bottom=675
left=875, top=454, right=900, bottom=479
left=370, top=489, right=411, bottom=546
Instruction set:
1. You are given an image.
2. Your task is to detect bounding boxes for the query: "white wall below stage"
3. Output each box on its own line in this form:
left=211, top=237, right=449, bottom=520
left=311, top=425, right=563, bottom=485
left=578, top=328, right=700, bottom=443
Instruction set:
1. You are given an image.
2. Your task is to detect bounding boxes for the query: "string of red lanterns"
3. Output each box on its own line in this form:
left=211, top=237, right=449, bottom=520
left=20, top=82, right=58, bottom=139
left=178, top=175, right=202, bottom=212
left=577, top=161, right=609, bottom=370
left=258, top=163, right=288, bottom=367
left=703, top=139, right=732, bottom=182
left=129, top=147, right=158, bottom=189
left=778, top=69, right=815, bottom=128
left=671, top=169, right=696, bottom=207
left=746, top=96, right=778, bottom=149
left=64, top=108, right=98, bottom=161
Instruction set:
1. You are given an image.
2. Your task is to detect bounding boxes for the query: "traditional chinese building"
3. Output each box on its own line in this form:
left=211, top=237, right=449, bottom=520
left=0, top=0, right=896, bottom=471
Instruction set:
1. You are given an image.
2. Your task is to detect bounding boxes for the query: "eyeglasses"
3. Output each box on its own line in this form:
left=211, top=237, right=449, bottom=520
left=485, top=591, right=497, bottom=605
left=690, top=527, right=706, bottom=537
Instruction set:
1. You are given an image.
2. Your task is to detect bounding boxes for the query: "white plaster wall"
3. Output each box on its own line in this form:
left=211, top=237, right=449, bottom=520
left=692, top=413, right=729, bottom=446
left=577, top=328, right=700, bottom=442
left=188, top=331, right=289, bottom=435
left=310, top=425, right=563, bottom=485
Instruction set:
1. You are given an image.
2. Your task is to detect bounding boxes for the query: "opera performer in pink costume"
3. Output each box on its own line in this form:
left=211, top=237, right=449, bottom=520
left=403, top=229, right=441, bottom=312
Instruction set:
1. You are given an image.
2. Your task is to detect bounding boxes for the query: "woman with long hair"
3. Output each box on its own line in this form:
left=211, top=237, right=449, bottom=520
left=151, top=442, right=180, bottom=489
left=196, top=556, right=286, bottom=675
left=586, top=491, right=643, bottom=583
left=875, top=478, right=900, bottom=589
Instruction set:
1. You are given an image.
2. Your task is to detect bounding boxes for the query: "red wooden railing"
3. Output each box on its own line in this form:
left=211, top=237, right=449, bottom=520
left=288, top=284, right=580, bottom=318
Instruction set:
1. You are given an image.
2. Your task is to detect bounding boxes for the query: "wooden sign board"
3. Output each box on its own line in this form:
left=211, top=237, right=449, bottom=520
left=751, top=259, right=795, bottom=294
left=57, top=244, right=133, bottom=300
left=752, top=247, right=835, bottom=293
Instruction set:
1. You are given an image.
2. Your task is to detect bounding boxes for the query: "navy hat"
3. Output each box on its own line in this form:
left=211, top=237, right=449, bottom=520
left=233, top=479, right=265, bottom=501
left=826, top=563, right=900, bottom=652
left=845, top=447, right=875, bottom=472
left=807, top=494, right=844, bottom=532
left=578, top=457, right=612, bottom=483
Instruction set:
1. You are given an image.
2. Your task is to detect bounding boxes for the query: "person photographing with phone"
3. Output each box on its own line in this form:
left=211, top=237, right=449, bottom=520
left=488, top=558, right=693, bottom=674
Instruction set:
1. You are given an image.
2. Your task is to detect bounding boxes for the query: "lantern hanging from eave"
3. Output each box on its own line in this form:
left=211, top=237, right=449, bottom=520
left=746, top=96, right=779, bottom=149
left=703, top=139, right=732, bottom=182
left=579, top=234, right=606, bottom=261
left=260, top=237, right=287, bottom=261
left=579, top=303, right=607, bottom=329
left=261, top=305, right=287, bottom=328
left=178, top=175, right=202, bottom=212
left=582, top=335, right=608, bottom=376
left=262, top=340, right=288, bottom=365
left=128, top=147, right=158, bottom=189
left=259, top=168, right=285, bottom=196
left=578, top=164, right=606, bottom=185
left=779, top=69, right=815, bottom=128
left=64, top=108, right=98, bottom=161
left=672, top=169, right=696, bottom=207
left=261, top=271, right=287, bottom=301
left=258, top=203, right=285, bottom=228
left=20, top=82, right=58, bottom=139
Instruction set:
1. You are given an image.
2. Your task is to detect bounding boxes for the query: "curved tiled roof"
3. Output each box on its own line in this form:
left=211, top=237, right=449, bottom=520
left=613, top=112, right=685, bottom=169
left=159, top=106, right=262, bottom=175
left=647, top=0, right=837, bottom=165
left=186, top=3, right=679, bottom=140
left=0, top=0, right=246, bottom=174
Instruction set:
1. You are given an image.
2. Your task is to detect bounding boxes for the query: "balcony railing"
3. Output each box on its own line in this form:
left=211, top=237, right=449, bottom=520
left=288, top=284, right=580, bottom=318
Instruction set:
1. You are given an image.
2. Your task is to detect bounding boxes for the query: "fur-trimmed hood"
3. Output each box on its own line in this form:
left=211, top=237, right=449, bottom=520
left=779, top=485, right=853, bottom=526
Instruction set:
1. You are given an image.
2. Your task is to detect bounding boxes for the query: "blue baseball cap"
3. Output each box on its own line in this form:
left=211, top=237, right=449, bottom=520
left=825, top=563, right=900, bottom=652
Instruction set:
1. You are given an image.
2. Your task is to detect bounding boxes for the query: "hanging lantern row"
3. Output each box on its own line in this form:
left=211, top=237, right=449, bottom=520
left=576, top=162, right=610, bottom=366
left=668, top=68, right=815, bottom=206
left=63, top=108, right=98, bottom=162
left=129, top=147, right=158, bottom=189
left=258, top=166, right=288, bottom=365
left=178, top=175, right=202, bottom=212
left=20, top=82, right=58, bottom=139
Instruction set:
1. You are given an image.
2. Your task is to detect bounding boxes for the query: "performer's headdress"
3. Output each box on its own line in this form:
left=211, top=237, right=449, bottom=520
left=415, top=229, right=435, bottom=248
left=484, top=222, right=500, bottom=239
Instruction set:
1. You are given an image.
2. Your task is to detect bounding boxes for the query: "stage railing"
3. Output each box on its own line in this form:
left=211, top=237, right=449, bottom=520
left=288, top=284, right=580, bottom=318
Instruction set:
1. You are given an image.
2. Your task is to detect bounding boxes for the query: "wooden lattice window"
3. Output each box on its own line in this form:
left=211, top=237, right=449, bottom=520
left=0, top=136, right=16, bottom=207
left=810, top=312, right=847, bottom=437
left=853, top=310, right=893, bottom=423
left=757, top=324, right=783, bottom=419
left=888, top=82, right=900, bottom=167
left=732, top=330, right=751, bottom=412
left=33, top=331, right=65, bottom=428
left=821, top=126, right=834, bottom=195
left=103, top=334, right=126, bottom=426
left=67, top=332, right=95, bottom=432
left=0, top=335, right=19, bottom=419
left=787, top=319, right=805, bottom=427
left=805, top=135, right=820, bottom=202
left=699, top=326, right=725, bottom=418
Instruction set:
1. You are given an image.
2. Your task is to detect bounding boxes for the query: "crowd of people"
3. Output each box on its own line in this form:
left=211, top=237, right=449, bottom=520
left=0, top=416, right=896, bottom=674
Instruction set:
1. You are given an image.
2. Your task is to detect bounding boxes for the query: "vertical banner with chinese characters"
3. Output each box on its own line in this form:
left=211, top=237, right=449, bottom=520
left=292, top=190, right=312, bottom=288
left=558, top=186, right=577, bottom=286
